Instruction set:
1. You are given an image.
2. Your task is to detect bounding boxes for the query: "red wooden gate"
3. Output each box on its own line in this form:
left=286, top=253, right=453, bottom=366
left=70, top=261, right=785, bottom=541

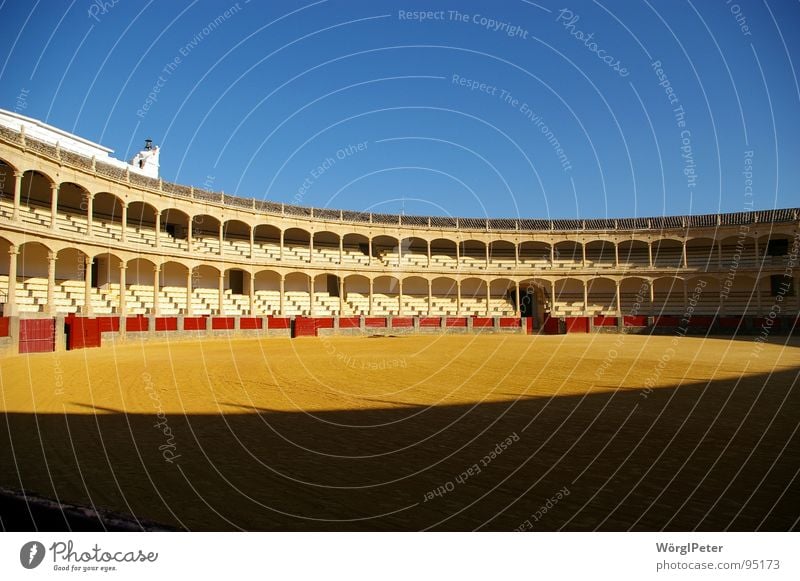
left=67, top=317, right=101, bottom=350
left=19, top=319, right=55, bottom=353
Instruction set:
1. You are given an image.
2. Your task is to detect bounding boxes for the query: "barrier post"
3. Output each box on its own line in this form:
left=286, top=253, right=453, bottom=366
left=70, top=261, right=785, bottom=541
left=467, top=316, right=473, bottom=332
left=55, top=315, right=66, bottom=352
left=8, top=316, right=20, bottom=355
left=413, top=316, right=420, bottom=333
left=177, top=314, right=185, bottom=332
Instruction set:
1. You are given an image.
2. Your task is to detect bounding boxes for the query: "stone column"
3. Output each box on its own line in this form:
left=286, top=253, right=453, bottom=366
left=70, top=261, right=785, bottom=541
left=47, top=252, right=57, bottom=315
left=485, top=242, right=490, bottom=269
left=427, top=279, right=432, bottom=316
left=456, top=241, right=461, bottom=269
left=11, top=172, right=22, bottom=222
left=456, top=280, right=462, bottom=315
left=682, top=279, right=688, bottom=313
left=339, top=277, right=345, bottom=315
left=153, top=266, right=161, bottom=316
left=368, top=278, right=374, bottom=316
left=6, top=247, right=18, bottom=316
left=279, top=230, right=284, bottom=261
left=514, top=243, right=519, bottom=267
left=583, top=280, right=588, bottom=316
left=120, top=203, right=128, bottom=243
left=185, top=268, right=193, bottom=316
left=649, top=280, right=655, bottom=316
left=154, top=212, right=161, bottom=248
left=515, top=284, right=521, bottom=317
left=397, top=238, right=402, bottom=268
left=218, top=271, right=225, bottom=315
left=83, top=256, right=93, bottom=316
left=550, top=244, right=555, bottom=266
left=339, top=236, right=343, bottom=265
left=398, top=278, right=403, bottom=316
left=249, top=273, right=256, bottom=315
left=86, top=193, right=93, bottom=236
left=50, top=183, right=59, bottom=230
left=249, top=228, right=255, bottom=259
left=581, top=242, right=586, bottom=267
left=717, top=239, right=723, bottom=269
left=309, top=275, right=315, bottom=316
left=427, top=241, right=431, bottom=268
left=549, top=280, right=556, bottom=315
left=218, top=222, right=224, bottom=256
left=279, top=276, right=285, bottom=316
left=614, top=242, right=620, bottom=269
left=648, top=241, right=653, bottom=268
left=187, top=218, right=193, bottom=253
left=615, top=280, right=622, bottom=316
left=309, top=233, right=314, bottom=263
left=682, top=240, right=688, bottom=269
left=119, top=262, right=128, bottom=316
left=755, top=277, right=762, bottom=316
left=485, top=281, right=491, bottom=316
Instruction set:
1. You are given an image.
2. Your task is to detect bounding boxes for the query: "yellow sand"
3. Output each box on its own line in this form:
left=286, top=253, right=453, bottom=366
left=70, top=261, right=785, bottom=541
left=1, top=334, right=798, bottom=531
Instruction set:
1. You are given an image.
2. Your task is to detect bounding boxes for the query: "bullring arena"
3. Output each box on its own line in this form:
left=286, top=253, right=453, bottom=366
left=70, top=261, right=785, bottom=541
left=0, top=109, right=798, bottom=531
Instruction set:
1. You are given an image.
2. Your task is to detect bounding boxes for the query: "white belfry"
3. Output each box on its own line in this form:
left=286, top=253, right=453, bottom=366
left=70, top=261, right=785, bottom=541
left=130, top=139, right=160, bottom=178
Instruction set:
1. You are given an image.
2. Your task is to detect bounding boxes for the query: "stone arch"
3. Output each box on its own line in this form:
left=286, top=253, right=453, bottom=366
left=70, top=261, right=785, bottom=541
left=342, top=273, right=370, bottom=315
left=651, top=276, right=685, bottom=316
left=253, top=269, right=282, bottom=315
left=223, top=219, right=251, bottom=259
left=92, top=192, right=125, bottom=242
left=373, top=274, right=401, bottom=315
left=284, top=228, right=311, bottom=263
left=430, top=238, right=458, bottom=269
left=284, top=271, right=311, bottom=315
left=56, top=181, right=91, bottom=234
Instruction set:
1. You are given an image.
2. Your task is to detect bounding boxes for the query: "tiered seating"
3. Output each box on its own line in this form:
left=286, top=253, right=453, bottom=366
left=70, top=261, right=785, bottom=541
left=551, top=293, right=584, bottom=316
left=345, top=292, right=370, bottom=315
left=313, top=292, right=340, bottom=315
left=254, top=290, right=281, bottom=314
left=222, top=291, right=249, bottom=315
left=191, top=287, right=219, bottom=315
left=284, top=291, right=310, bottom=315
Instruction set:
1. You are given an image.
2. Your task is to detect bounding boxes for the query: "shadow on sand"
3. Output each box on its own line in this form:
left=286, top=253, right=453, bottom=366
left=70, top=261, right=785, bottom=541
left=1, top=366, right=798, bottom=531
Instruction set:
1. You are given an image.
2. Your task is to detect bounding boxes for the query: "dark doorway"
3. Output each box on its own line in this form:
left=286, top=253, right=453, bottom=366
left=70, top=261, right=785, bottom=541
left=229, top=270, right=244, bottom=295
left=327, top=275, right=340, bottom=297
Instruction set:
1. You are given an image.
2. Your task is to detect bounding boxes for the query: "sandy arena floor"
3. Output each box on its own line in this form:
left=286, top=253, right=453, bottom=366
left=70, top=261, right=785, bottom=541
left=1, top=333, right=798, bottom=531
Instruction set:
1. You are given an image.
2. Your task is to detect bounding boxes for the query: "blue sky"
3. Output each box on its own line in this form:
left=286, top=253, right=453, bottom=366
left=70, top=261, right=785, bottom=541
left=0, top=0, right=797, bottom=219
